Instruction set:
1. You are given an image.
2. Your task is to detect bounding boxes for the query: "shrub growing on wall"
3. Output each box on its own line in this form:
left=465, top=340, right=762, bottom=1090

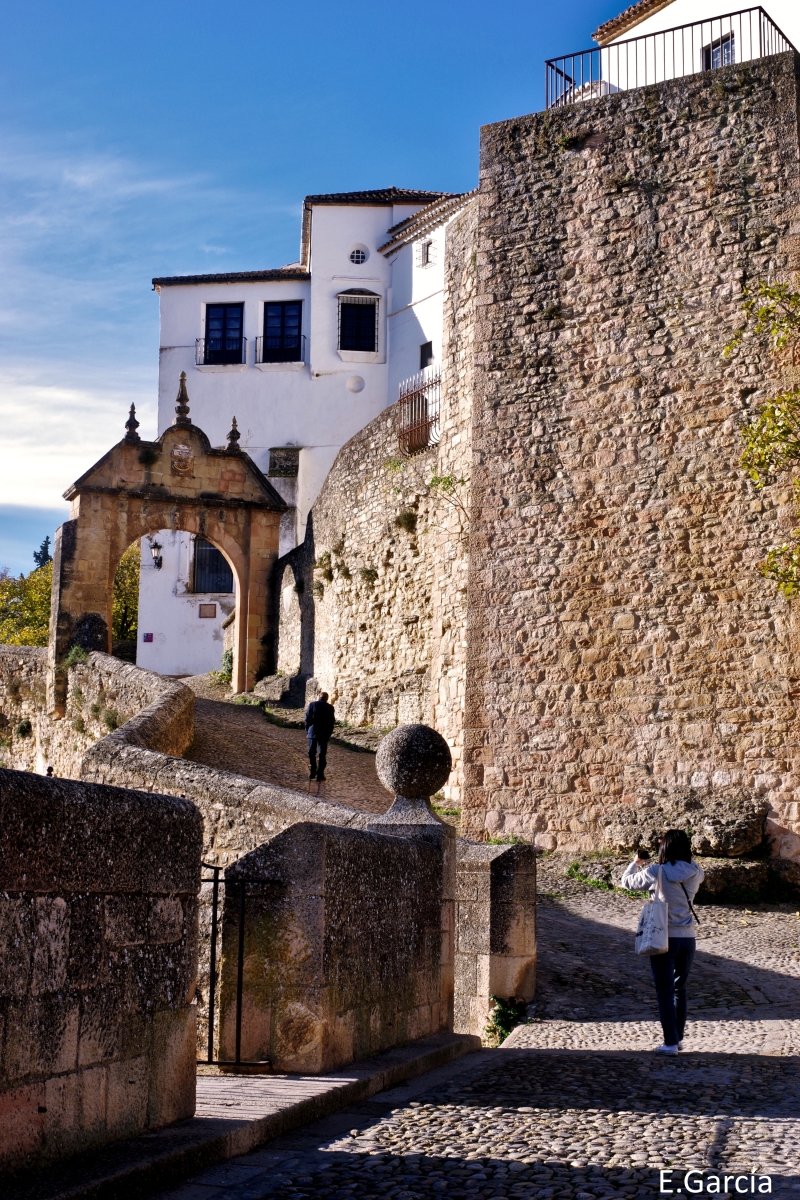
left=728, top=280, right=800, bottom=595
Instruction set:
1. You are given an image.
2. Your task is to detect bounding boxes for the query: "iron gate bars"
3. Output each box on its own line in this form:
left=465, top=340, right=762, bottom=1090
left=200, top=862, right=274, bottom=1068
left=545, top=7, right=795, bottom=109
left=398, top=367, right=441, bottom=456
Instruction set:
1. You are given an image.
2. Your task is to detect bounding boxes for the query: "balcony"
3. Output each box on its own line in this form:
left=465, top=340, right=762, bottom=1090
left=398, top=367, right=441, bottom=456
left=255, top=333, right=306, bottom=368
left=545, top=7, right=795, bottom=109
left=195, top=337, right=246, bottom=367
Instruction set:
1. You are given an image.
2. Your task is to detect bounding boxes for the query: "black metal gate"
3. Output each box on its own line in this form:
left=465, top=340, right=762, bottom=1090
left=199, top=862, right=273, bottom=1069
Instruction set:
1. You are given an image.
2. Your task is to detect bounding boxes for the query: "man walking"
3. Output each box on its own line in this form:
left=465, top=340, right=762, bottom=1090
left=304, top=691, right=335, bottom=782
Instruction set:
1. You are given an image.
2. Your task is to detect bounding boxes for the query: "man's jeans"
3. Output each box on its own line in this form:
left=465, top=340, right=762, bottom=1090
left=307, top=735, right=328, bottom=779
left=650, top=937, right=696, bottom=1046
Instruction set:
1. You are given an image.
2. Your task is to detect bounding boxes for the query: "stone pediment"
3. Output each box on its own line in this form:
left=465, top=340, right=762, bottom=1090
left=64, top=375, right=285, bottom=512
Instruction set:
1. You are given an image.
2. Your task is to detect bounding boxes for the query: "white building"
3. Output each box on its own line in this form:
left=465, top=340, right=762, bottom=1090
left=138, top=187, right=473, bottom=676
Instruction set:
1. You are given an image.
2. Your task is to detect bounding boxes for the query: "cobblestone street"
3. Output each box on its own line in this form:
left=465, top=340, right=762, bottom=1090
left=155, top=861, right=800, bottom=1200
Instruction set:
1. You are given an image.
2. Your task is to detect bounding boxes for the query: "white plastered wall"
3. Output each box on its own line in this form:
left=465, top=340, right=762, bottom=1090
left=136, top=530, right=235, bottom=676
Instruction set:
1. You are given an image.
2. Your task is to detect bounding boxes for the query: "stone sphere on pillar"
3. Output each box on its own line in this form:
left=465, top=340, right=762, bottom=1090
left=376, top=724, right=452, bottom=799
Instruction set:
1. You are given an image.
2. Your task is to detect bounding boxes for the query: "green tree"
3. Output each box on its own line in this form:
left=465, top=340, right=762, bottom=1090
left=0, top=542, right=141, bottom=648
left=112, top=543, right=140, bottom=641
left=727, top=280, right=800, bottom=596
left=33, top=536, right=52, bottom=568
left=0, top=562, right=53, bottom=645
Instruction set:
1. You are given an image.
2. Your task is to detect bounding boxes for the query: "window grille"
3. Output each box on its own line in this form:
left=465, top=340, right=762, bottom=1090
left=338, top=290, right=379, bottom=353
left=398, top=367, right=441, bottom=456
left=416, top=239, right=436, bottom=268
left=193, top=538, right=234, bottom=593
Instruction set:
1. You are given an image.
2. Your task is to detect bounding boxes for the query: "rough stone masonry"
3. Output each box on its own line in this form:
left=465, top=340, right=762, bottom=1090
left=463, top=51, right=800, bottom=857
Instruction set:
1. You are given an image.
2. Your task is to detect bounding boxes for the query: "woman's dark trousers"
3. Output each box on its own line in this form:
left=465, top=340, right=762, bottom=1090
left=650, top=937, right=696, bottom=1046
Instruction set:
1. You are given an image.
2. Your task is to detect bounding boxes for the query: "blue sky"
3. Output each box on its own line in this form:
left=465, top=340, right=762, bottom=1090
left=0, top=0, right=620, bottom=575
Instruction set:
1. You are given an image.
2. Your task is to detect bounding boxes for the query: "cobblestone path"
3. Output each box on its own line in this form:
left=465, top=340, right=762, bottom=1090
left=183, top=681, right=392, bottom=815
left=156, top=863, right=800, bottom=1200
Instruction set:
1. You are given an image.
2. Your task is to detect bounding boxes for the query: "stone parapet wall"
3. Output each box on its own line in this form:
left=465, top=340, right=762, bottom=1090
left=464, top=53, right=800, bottom=858
left=455, top=840, right=537, bottom=1038
left=0, top=648, right=194, bottom=780
left=219, top=822, right=444, bottom=1073
left=0, top=769, right=201, bottom=1173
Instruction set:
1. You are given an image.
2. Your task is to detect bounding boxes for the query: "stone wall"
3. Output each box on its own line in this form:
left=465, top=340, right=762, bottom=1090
left=463, top=53, right=800, bottom=858
left=0, top=647, right=194, bottom=780
left=217, top=822, right=444, bottom=1073
left=0, top=769, right=201, bottom=1173
left=430, top=200, right=478, bottom=804
left=303, top=409, right=439, bottom=729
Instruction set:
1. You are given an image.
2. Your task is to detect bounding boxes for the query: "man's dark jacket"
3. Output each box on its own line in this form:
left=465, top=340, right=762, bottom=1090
left=304, top=699, right=335, bottom=741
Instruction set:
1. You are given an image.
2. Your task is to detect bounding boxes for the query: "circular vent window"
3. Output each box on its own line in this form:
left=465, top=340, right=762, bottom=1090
left=349, top=247, right=368, bottom=264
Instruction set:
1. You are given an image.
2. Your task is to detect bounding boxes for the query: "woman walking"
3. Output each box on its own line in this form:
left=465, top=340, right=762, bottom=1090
left=621, top=830, right=704, bottom=1055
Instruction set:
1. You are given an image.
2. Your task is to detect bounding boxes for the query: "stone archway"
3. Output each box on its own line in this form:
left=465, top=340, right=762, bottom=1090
left=47, top=374, right=286, bottom=712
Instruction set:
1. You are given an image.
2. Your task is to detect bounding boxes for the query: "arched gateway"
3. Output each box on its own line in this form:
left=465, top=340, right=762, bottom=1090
left=47, top=374, right=286, bottom=712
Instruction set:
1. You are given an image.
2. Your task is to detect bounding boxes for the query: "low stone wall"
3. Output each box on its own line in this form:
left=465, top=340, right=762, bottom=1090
left=0, top=647, right=194, bottom=779
left=0, top=768, right=201, bottom=1174
left=454, top=841, right=537, bottom=1038
left=217, top=822, right=443, bottom=1073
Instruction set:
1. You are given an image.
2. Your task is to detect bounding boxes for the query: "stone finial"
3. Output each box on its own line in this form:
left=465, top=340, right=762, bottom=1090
left=174, top=372, right=191, bottom=427
left=376, top=724, right=452, bottom=800
left=124, top=403, right=141, bottom=444
left=226, top=416, right=241, bottom=453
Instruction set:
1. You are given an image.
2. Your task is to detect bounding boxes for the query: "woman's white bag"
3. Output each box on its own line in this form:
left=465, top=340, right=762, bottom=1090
left=634, top=866, right=669, bottom=956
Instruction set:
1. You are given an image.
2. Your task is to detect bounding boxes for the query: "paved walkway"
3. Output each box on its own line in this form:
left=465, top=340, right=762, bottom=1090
left=151, top=860, right=800, bottom=1200
left=183, top=681, right=392, bottom=815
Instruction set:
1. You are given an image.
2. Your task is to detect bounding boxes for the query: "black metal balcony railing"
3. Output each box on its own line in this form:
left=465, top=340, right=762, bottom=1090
left=196, top=337, right=247, bottom=366
left=545, top=7, right=795, bottom=109
left=255, top=333, right=306, bottom=364
left=398, top=367, right=441, bottom=456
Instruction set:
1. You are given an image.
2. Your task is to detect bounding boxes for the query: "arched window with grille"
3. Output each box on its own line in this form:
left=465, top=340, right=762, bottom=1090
left=193, top=537, right=234, bottom=593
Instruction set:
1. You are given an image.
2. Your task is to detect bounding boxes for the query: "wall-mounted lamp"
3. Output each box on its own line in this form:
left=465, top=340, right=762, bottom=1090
left=150, top=540, right=163, bottom=570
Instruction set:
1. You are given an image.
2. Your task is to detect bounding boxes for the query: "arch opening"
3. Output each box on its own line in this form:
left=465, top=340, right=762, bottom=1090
left=125, top=526, right=240, bottom=680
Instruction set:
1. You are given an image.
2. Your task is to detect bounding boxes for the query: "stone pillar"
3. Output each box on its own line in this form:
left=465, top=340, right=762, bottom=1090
left=47, top=515, right=112, bottom=715
left=454, top=841, right=537, bottom=1038
left=367, top=724, right=455, bottom=1033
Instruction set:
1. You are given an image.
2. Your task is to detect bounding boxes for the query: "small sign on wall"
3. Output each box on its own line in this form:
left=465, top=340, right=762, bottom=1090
left=199, top=603, right=217, bottom=618
left=143, top=632, right=154, bottom=643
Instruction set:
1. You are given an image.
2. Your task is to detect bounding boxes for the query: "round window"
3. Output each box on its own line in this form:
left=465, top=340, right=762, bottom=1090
left=349, top=246, right=369, bottom=265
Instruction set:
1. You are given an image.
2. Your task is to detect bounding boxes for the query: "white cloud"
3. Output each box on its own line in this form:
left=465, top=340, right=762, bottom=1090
left=0, top=362, right=157, bottom=507
left=0, top=130, right=299, bottom=508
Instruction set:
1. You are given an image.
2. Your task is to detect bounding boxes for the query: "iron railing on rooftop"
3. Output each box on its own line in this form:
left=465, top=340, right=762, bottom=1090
left=398, top=366, right=441, bottom=456
left=545, top=7, right=795, bottom=109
